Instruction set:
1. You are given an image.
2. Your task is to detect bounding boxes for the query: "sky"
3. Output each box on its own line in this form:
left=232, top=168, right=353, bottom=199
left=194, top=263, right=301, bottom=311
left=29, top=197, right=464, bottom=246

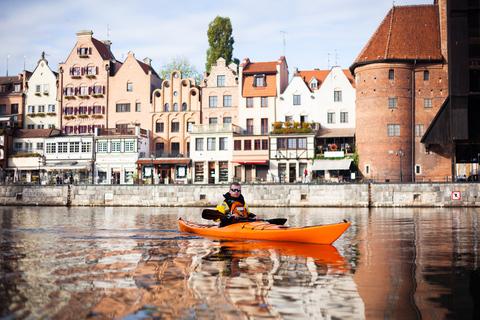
left=1, top=0, right=432, bottom=79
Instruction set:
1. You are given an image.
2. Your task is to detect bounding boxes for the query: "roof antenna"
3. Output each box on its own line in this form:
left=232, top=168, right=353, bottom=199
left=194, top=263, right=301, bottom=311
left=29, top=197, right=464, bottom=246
left=280, top=31, right=287, bottom=56
left=107, top=23, right=111, bottom=40
left=393, top=0, right=395, bottom=6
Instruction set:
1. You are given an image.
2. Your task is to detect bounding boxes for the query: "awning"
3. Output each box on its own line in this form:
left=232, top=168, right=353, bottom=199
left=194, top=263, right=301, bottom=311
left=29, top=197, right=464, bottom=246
left=231, top=160, right=269, bottom=164
left=41, top=162, right=92, bottom=170
left=311, top=159, right=352, bottom=171
left=136, top=158, right=191, bottom=165
left=0, top=116, right=12, bottom=122
left=316, top=128, right=355, bottom=138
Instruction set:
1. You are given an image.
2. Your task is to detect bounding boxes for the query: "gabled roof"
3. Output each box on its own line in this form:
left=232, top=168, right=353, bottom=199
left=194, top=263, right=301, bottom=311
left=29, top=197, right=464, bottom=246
left=242, top=61, right=278, bottom=74
left=351, top=5, right=442, bottom=69
left=13, top=129, right=61, bottom=138
left=298, top=68, right=356, bottom=89
left=92, top=38, right=115, bottom=60
left=241, top=58, right=283, bottom=97
left=137, top=59, right=158, bottom=77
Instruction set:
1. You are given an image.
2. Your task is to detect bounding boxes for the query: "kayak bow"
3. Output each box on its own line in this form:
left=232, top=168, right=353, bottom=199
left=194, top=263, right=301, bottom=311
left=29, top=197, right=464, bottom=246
left=178, top=218, right=350, bottom=245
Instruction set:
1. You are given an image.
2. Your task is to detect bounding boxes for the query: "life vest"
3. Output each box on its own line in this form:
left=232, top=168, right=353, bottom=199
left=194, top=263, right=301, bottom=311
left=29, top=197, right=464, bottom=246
left=229, top=201, right=248, bottom=218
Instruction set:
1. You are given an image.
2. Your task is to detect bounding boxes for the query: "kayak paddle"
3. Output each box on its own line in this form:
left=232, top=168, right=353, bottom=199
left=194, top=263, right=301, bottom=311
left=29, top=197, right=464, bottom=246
left=202, top=209, right=287, bottom=226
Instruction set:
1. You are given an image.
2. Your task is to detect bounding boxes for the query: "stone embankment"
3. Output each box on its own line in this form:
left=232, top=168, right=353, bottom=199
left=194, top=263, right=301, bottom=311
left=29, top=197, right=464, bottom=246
left=0, top=183, right=479, bottom=207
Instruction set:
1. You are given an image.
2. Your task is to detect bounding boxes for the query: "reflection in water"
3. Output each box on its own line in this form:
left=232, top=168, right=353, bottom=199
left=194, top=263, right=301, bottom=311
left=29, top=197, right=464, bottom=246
left=1, top=206, right=480, bottom=319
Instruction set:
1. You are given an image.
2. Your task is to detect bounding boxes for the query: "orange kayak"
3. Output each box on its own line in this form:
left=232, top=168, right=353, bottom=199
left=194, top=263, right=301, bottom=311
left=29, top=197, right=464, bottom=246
left=178, top=218, right=350, bottom=245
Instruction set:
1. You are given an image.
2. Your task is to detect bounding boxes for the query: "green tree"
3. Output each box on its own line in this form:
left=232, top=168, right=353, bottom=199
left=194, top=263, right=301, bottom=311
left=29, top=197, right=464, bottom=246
left=158, top=56, right=202, bottom=84
left=206, top=16, right=236, bottom=73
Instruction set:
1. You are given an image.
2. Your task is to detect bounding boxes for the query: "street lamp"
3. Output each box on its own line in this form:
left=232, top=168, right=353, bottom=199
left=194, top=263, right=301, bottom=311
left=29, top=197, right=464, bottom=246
left=151, top=154, right=156, bottom=185
left=395, top=149, right=405, bottom=182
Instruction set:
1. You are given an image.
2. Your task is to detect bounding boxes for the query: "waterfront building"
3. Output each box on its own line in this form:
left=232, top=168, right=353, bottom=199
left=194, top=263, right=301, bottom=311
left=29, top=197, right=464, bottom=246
left=58, top=30, right=118, bottom=135
left=190, top=58, right=240, bottom=184
left=5, top=128, right=61, bottom=184
left=94, top=126, right=150, bottom=184
left=24, top=53, right=59, bottom=130
left=235, top=57, right=289, bottom=182
left=350, top=3, right=450, bottom=182
left=151, top=70, right=200, bottom=184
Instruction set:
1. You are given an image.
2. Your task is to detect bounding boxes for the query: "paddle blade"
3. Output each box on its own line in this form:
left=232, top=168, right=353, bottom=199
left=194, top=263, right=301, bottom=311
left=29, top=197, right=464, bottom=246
left=265, top=218, right=287, bottom=226
left=202, top=209, right=223, bottom=221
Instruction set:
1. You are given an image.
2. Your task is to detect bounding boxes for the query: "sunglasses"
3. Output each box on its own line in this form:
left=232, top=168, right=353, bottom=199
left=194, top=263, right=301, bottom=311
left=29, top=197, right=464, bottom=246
left=230, top=188, right=241, bottom=192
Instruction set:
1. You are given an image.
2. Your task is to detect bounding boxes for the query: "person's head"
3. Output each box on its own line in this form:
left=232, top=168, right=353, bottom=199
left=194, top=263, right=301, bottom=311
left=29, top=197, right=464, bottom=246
left=228, top=182, right=242, bottom=198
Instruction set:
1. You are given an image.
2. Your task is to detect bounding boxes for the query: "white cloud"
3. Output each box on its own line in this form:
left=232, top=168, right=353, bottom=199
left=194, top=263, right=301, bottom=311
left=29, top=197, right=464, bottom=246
left=0, top=0, right=432, bottom=77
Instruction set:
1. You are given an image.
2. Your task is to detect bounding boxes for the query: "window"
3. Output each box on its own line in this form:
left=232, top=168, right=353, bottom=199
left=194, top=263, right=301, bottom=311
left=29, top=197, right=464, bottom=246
left=293, top=95, right=301, bottom=105
left=388, top=69, right=394, bottom=80
left=195, top=138, right=204, bottom=151
left=165, top=103, right=170, bottom=112
left=388, top=97, right=397, bottom=108
left=415, top=165, right=422, bottom=174
left=65, top=107, right=74, bottom=115
left=334, top=90, right=342, bottom=102
left=36, top=85, right=41, bottom=93
left=415, top=124, right=424, bottom=137
left=77, top=47, right=90, bottom=55
left=217, top=75, right=225, bottom=87
left=387, top=124, right=401, bottom=136
left=58, top=142, right=68, bottom=153
left=234, top=140, right=241, bottom=150
left=116, top=103, right=130, bottom=112
left=223, top=117, right=232, bottom=124
left=65, top=87, right=75, bottom=96
left=254, top=139, right=261, bottom=150
left=223, top=95, right=232, bottom=107
left=261, top=118, right=268, bottom=135
left=195, top=162, right=204, bottom=182
left=207, top=138, right=216, bottom=150
left=310, top=81, right=317, bottom=89
left=173, top=103, right=178, bottom=111
left=277, top=138, right=286, bottom=149
left=171, top=121, right=179, bottom=132
left=79, top=86, right=89, bottom=95
left=287, top=138, right=297, bottom=149
left=424, top=99, right=432, bottom=108
left=365, top=165, right=370, bottom=175
left=92, top=85, right=104, bottom=94
left=187, top=122, right=194, bottom=132
left=14, top=142, right=22, bottom=150
left=46, top=143, right=56, bottom=154
left=298, top=138, right=306, bottom=149
left=37, top=124, right=44, bottom=129
left=285, top=116, right=293, bottom=123
left=219, top=161, right=228, bottom=182
left=246, top=119, right=253, bottom=134
left=244, top=140, right=252, bottom=150
left=37, top=105, right=45, bottom=113
left=82, top=142, right=92, bottom=153
left=424, top=70, right=429, bottom=81
left=11, top=104, right=18, bottom=114
left=93, top=105, right=102, bottom=114
left=219, top=137, right=228, bottom=150
left=327, top=112, right=335, bottom=124
left=28, top=105, right=35, bottom=114
left=209, top=117, right=217, bottom=124
left=37, top=142, right=43, bottom=150
left=124, top=141, right=135, bottom=152
left=111, top=141, right=121, bottom=152
left=48, top=104, right=55, bottom=113
left=156, top=143, right=164, bottom=155
left=0, top=105, right=5, bottom=115
left=98, top=142, right=108, bottom=152
left=79, top=125, right=88, bottom=134
left=261, top=97, right=268, bottom=107
left=70, top=142, right=80, bottom=153
left=246, top=97, right=253, bottom=108
left=254, top=75, right=265, bottom=87
left=182, top=102, right=187, bottom=111
left=85, top=66, right=96, bottom=75
left=136, top=103, right=141, bottom=112
left=44, top=84, right=50, bottom=93
left=127, top=82, right=133, bottom=92
left=262, top=139, right=268, bottom=150
left=27, top=124, right=35, bottom=129
left=65, top=126, right=74, bottom=134
left=156, top=122, right=164, bottom=133
left=78, top=106, right=88, bottom=115
left=340, top=112, right=348, bottom=123
left=14, top=84, right=21, bottom=92
left=209, top=96, right=217, bottom=108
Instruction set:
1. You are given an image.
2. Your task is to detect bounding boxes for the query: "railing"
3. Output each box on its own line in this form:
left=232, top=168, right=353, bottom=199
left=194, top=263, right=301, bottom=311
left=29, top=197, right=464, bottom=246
left=98, top=128, right=136, bottom=136
left=141, top=152, right=188, bottom=158
left=191, top=123, right=241, bottom=134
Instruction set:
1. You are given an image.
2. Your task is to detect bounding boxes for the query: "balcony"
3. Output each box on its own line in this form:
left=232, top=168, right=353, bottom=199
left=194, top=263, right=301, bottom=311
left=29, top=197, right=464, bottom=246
left=98, top=128, right=136, bottom=136
left=191, top=123, right=241, bottom=134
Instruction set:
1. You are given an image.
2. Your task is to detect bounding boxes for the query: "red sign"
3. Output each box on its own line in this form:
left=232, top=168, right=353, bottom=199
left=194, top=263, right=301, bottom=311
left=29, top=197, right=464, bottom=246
left=452, top=191, right=461, bottom=201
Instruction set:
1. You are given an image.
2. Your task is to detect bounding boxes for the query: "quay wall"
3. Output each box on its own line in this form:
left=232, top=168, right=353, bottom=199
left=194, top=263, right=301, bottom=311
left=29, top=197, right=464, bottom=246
left=0, top=183, right=479, bottom=207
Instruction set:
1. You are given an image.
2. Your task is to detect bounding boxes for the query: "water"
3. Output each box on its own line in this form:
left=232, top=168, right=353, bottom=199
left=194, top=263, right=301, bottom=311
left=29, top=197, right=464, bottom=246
left=1, top=206, right=479, bottom=319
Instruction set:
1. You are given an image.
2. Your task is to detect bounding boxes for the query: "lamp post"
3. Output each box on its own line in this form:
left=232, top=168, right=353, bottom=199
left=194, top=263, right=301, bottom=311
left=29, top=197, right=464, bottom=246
left=396, top=149, right=405, bottom=182
left=151, top=154, right=156, bottom=185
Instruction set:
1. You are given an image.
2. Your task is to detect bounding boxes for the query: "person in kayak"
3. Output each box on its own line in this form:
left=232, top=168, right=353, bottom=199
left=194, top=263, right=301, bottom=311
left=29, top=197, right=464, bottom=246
left=216, top=182, right=257, bottom=226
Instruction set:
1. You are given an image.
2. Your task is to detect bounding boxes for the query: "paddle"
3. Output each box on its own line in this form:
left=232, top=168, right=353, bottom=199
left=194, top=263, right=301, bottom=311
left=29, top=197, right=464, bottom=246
left=202, top=209, right=287, bottom=226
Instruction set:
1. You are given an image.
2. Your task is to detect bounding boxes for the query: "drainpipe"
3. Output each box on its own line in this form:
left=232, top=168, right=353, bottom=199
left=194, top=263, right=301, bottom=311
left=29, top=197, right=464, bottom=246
left=412, top=60, right=416, bottom=182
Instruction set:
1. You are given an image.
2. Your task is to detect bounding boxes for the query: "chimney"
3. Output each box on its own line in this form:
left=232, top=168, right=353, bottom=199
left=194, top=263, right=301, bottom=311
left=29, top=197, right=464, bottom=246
left=143, top=57, right=152, bottom=66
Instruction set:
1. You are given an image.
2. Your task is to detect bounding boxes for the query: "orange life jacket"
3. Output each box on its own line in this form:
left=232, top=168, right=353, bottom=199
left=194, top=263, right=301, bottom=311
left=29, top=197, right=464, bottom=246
left=230, top=201, right=248, bottom=218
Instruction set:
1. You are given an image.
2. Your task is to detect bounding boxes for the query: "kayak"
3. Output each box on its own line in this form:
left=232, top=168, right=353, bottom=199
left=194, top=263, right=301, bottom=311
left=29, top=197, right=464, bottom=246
left=178, top=218, right=350, bottom=245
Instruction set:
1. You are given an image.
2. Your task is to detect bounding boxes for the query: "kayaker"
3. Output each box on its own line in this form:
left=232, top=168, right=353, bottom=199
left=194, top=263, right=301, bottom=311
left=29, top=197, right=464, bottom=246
left=216, top=182, right=257, bottom=226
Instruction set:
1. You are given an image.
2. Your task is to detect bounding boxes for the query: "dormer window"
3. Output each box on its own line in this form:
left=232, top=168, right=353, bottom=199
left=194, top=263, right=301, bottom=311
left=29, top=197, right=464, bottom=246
left=253, top=74, right=266, bottom=87
left=77, top=47, right=91, bottom=55
left=310, top=82, right=317, bottom=89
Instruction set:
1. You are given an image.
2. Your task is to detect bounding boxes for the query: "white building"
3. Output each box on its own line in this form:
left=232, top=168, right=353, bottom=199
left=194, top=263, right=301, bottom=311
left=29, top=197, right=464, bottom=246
left=24, top=53, right=59, bottom=130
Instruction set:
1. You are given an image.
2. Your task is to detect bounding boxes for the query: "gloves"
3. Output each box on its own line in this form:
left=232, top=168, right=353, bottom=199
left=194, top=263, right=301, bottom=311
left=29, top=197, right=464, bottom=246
left=220, top=214, right=234, bottom=223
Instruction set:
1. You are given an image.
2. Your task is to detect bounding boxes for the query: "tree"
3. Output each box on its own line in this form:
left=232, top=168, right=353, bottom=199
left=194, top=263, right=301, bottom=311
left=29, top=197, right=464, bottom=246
left=158, top=56, right=202, bottom=84
left=206, top=16, right=236, bottom=73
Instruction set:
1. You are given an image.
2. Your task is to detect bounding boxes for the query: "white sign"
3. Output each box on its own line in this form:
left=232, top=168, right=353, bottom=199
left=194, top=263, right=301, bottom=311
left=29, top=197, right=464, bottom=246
left=105, top=193, right=114, bottom=200
left=451, top=191, right=461, bottom=201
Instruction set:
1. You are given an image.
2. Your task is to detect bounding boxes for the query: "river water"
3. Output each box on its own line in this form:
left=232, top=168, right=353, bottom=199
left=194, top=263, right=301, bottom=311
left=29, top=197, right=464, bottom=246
left=0, top=206, right=479, bottom=319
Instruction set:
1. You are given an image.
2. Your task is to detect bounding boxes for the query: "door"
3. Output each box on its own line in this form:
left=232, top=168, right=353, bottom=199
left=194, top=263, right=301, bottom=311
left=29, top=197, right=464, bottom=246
left=245, top=165, right=252, bottom=182
left=208, top=162, right=215, bottom=184
left=112, top=171, right=120, bottom=184
left=289, top=164, right=296, bottom=183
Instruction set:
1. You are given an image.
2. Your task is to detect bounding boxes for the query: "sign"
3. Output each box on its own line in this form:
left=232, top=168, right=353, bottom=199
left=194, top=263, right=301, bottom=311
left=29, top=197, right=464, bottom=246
left=105, top=193, right=114, bottom=200
left=451, top=191, right=461, bottom=201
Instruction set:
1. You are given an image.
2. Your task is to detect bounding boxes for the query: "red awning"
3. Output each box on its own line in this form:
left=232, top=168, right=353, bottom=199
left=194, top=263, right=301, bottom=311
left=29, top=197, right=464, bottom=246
left=136, top=158, right=190, bottom=165
left=231, top=160, right=268, bottom=164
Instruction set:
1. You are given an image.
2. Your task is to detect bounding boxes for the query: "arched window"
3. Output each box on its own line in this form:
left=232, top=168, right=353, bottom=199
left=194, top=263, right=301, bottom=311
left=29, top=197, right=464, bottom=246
left=173, top=103, right=178, bottom=111
left=165, top=103, right=170, bottom=112
left=388, top=69, right=394, bottom=80
left=424, top=70, right=430, bottom=81
left=182, top=102, right=187, bottom=111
